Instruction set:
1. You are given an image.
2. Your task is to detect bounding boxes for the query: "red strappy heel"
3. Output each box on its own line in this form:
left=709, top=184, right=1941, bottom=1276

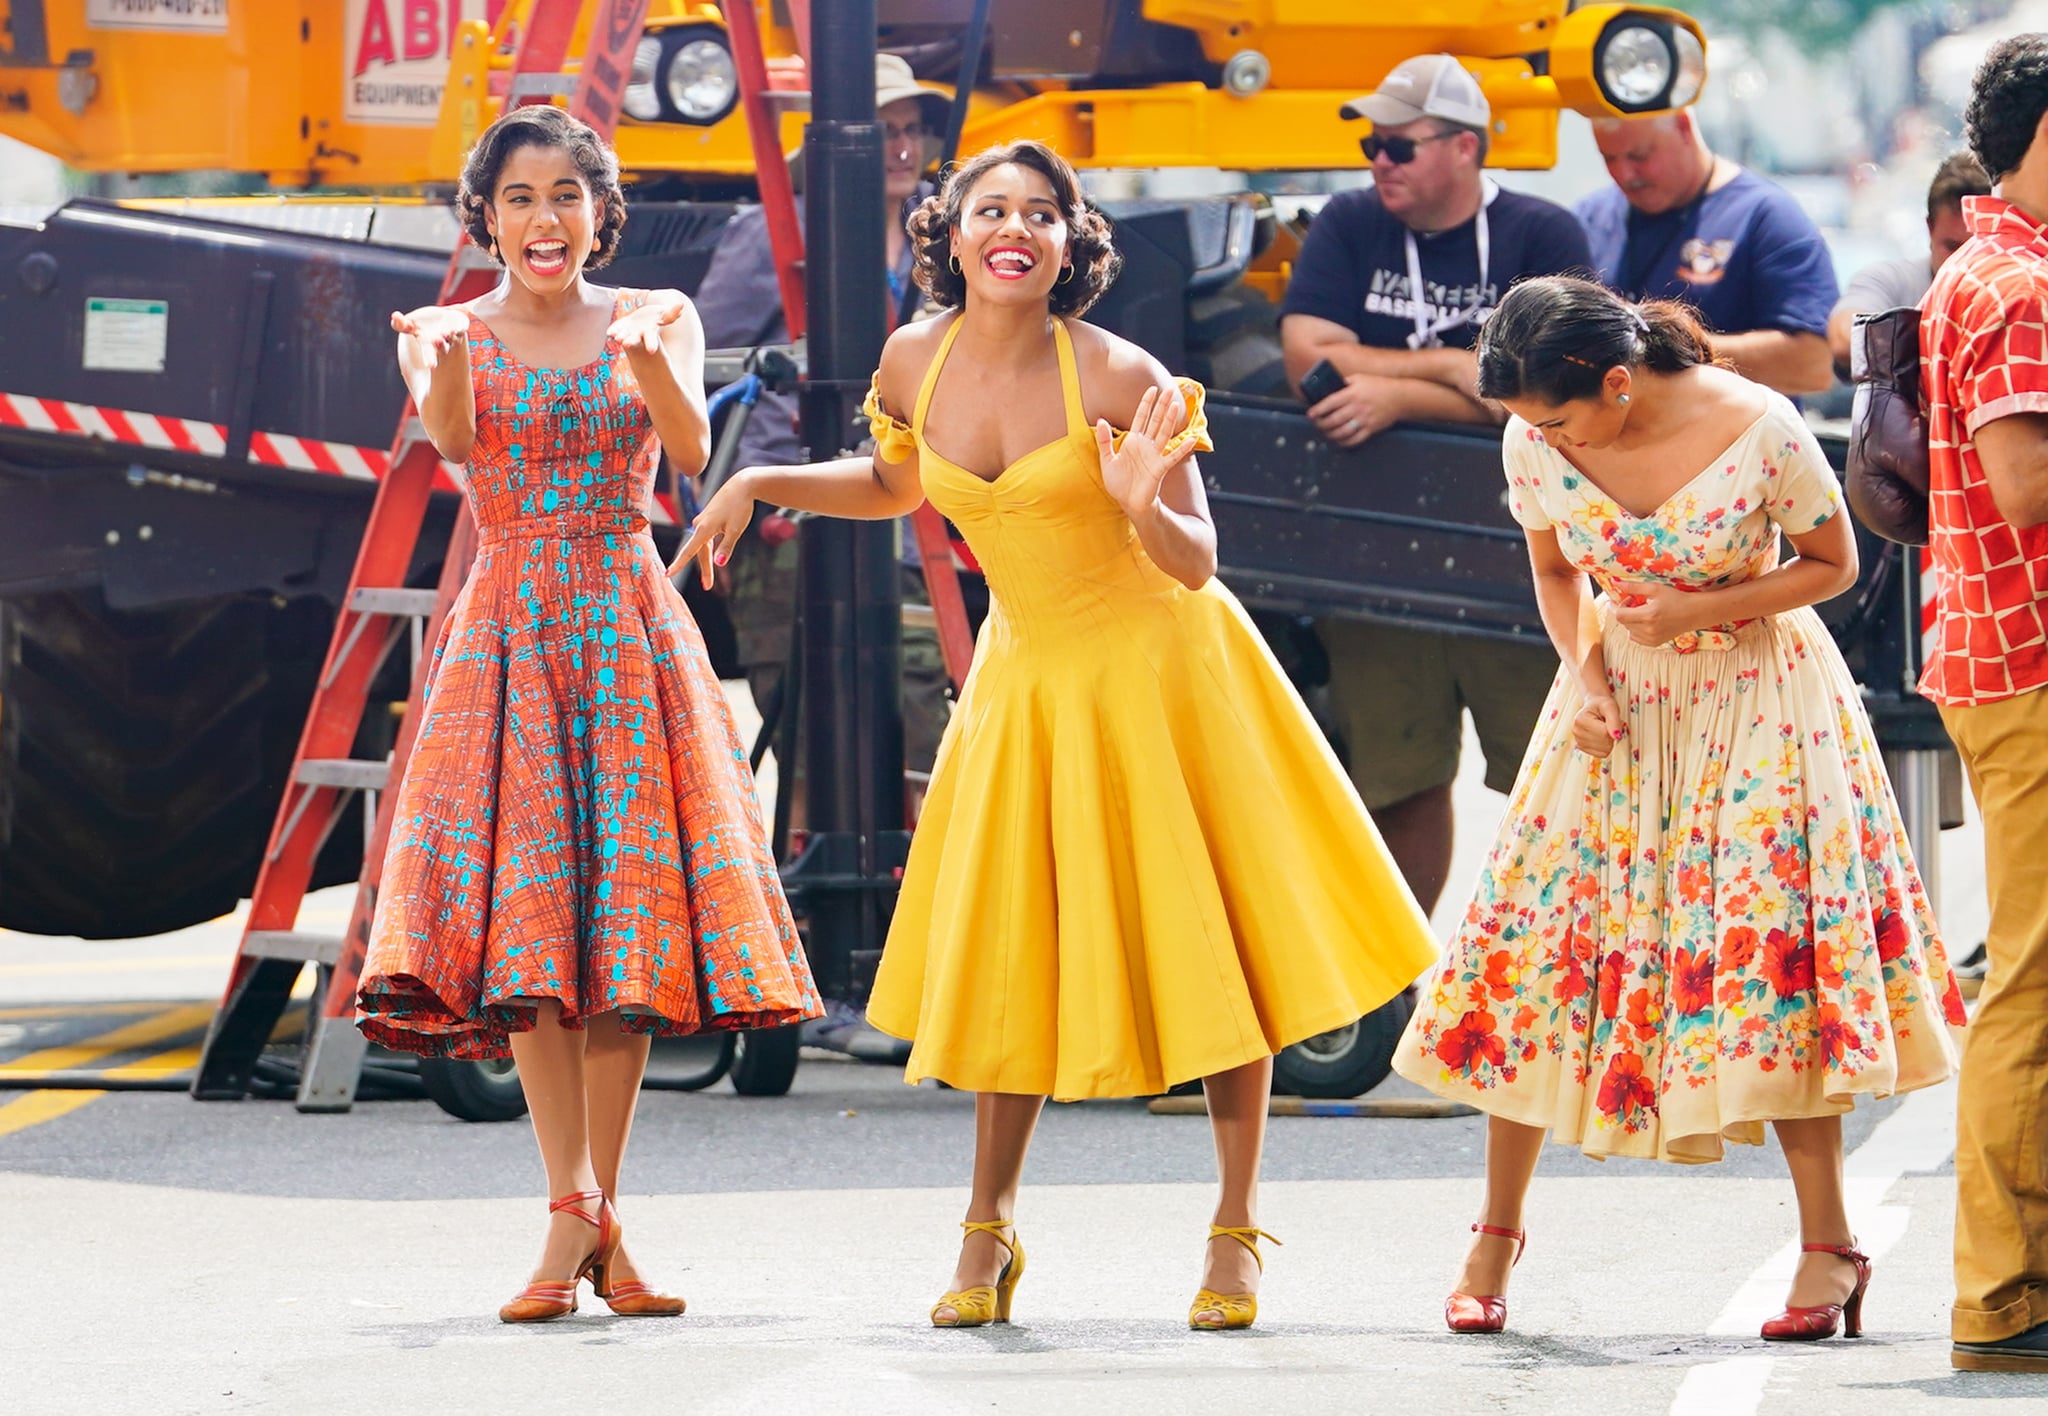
left=1761, top=1242, right=1871, bottom=1341
left=589, top=1196, right=687, bottom=1317
left=498, top=1190, right=609, bottom=1323
left=1445, top=1222, right=1527, bottom=1334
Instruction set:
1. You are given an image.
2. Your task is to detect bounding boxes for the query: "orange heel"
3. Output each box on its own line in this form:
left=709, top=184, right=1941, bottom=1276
left=1444, top=1223, right=1526, bottom=1334
left=589, top=1196, right=688, bottom=1317
left=1761, top=1243, right=1870, bottom=1342
left=498, top=1190, right=608, bottom=1323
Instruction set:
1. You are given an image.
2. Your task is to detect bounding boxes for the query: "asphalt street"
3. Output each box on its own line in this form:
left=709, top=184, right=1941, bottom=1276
left=1, top=719, right=2038, bottom=1415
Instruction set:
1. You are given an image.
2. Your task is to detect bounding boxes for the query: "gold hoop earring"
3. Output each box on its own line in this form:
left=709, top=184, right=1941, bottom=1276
left=1056, top=265, right=1076, bottom=285
left=949, top=254, right=962, bottom=275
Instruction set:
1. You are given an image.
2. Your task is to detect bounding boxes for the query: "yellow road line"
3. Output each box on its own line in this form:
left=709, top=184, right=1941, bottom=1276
left=0, top=1009, right=215, bottom=1137
left=0, top=1002, right=213, bottom=1074
left=0, top=1089, right=106, bottom=1139
left=0, top=1001, right=168, bottom=1022
left=101, top=1044, right=202, bottom=1080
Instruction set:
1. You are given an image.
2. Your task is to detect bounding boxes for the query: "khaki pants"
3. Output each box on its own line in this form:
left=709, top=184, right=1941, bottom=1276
left=1316, top=617, right=1558, bottom=808
left=1940, top=685, right=2048, bottom=1344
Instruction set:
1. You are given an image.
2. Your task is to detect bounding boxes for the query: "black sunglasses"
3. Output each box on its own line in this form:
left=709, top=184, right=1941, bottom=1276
left=1359, top=129, right=1464, bottom=165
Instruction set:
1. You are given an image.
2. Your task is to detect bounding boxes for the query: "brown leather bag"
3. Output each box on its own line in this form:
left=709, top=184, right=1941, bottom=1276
left=1845, top=306, right=1930, bottom=546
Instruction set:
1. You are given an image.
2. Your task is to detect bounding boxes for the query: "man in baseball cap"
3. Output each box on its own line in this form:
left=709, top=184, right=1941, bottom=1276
left=1276, top=53, right=1593, bottom=945
left=1338, top=52, right=1492, bottom=131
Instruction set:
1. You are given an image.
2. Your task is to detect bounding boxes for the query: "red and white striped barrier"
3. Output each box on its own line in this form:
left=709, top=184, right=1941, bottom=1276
left=0, top=390, right=676, bottom=522
left=2, top=391, right=229, bottom=458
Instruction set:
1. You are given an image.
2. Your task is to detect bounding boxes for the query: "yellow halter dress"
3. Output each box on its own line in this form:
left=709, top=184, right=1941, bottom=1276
left=861, top=316, right=1438, bottom=1100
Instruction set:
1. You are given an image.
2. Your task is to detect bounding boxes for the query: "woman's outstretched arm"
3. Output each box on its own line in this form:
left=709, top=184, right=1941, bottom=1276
left=612, top=289, right=713, bottom=478
left=669, top=329, right=928, bottom=585
left=391, top=305, right=477, bottom=463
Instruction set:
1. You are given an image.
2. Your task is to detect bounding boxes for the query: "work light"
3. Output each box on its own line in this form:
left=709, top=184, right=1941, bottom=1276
left=623, top=26, right=741, bottom=126
left=1549, top=5, right=1711, bottom=117
left=666, top=36, right=739, bottom=124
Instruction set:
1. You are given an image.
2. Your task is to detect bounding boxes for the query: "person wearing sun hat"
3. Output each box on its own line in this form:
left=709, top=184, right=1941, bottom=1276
left=1276, top=53, right=1594, bottom=931
left=693, top=50, right=964, bottom=1064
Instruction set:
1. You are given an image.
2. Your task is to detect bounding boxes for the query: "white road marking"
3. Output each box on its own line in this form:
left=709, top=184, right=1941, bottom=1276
left=1669, top=1081, right=1957, bottom=1415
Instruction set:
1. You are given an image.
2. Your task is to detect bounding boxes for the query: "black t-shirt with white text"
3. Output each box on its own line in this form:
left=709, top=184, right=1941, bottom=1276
left=1281, top=185, right=1594, bottom=352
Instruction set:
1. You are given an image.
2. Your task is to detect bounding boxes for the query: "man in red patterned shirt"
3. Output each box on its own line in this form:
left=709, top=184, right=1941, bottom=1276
left=1921, top=34, right=2048, bottom=1374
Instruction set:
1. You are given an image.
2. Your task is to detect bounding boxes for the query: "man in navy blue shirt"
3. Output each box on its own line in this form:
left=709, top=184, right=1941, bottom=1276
left=1278, top=54, right=1594, bottom=919
left=1578, top=110, right=1838, bottom=394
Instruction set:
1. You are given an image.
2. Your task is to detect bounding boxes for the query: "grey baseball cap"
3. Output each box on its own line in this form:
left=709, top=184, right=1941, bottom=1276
left=1340, top=54, right=1491, bottom=129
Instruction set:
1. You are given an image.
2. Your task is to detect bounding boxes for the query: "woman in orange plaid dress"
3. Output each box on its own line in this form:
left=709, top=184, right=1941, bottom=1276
left=357, top=105, right=818, bottom=1323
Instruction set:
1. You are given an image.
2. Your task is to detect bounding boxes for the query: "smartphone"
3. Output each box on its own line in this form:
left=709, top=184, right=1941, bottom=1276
left=1298, top=358, right=1346, bottom=407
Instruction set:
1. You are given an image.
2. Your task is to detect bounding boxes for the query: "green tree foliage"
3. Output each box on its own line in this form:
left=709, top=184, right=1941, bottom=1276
left=1664, top=0, right=1926, bottom=52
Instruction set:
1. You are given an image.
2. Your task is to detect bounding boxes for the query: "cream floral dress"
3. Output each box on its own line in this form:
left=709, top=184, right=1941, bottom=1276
left=1393, top=393, right=1966, bottom=1162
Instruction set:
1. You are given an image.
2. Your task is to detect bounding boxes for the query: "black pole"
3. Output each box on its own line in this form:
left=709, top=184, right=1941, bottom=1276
left=940, top=0, right=993, bottom=171
left=894, top=0, right=990, bottom=331
left=795, top=2, right=905, bottom=1002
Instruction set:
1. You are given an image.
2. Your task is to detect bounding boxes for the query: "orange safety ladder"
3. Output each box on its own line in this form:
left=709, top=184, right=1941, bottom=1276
left=191, top=0, right=654, bottom=1111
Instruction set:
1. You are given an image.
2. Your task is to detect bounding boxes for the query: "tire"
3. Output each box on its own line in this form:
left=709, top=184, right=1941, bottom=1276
left=417, top=1055, right=529, bottom=1123
left=729, top=1023, right=801, bottom=1096
left=1272, top=991, right=1414, bottom=1099
left=0, top=590, right=287, bottom=938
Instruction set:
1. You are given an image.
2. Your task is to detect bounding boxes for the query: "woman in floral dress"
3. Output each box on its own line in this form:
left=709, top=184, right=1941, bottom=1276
left=1394, top=276, right=1965, bottom=1342
left=359, top=105, right=817, bottom=1323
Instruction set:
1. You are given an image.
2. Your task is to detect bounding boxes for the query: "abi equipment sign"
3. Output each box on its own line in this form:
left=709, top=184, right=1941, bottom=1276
left=345, top=0, right=508, bottom=126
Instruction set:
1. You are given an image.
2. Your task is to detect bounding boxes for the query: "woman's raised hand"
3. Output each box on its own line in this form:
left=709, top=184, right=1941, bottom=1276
left=390, top=306, right=471, bottom=366
left=1096, top=385, right=1194, bottom=518
left=608, top=293, right=690, bottom=355
left=670, top=471, right=757, bottom=588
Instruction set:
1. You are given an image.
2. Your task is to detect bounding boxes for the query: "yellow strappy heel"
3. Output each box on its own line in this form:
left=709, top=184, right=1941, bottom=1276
left=930, top=1219, right=1025, bottom=1328
left=1189, top=1225, right=1281, bottom=1331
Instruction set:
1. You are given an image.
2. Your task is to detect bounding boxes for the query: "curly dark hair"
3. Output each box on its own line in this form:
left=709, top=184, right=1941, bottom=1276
left=458, top=104, right=627, bottom=270
left=1966, top=34, right=2048, bottom=184
left=907, top=140, right=1120, bottom=317
left=1477, top=275, right=1724, bottom=406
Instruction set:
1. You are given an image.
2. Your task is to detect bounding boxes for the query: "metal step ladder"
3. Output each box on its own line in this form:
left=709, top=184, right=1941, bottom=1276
left=191, top=0, right=654, bottom=1112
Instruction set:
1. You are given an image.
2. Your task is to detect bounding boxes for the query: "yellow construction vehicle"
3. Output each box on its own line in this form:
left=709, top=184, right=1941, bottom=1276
left=2, top=3, right=1706, bottom=186
left=0, top=2, right=1717, bottom=1105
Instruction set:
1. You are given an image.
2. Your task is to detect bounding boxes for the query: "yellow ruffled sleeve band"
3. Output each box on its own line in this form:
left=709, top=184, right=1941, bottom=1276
left=1107, top=378, right=1214, bottom=459
left=861, top=375, right=918, bottom=465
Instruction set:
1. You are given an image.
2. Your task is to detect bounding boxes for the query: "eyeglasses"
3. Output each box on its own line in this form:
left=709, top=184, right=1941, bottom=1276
left=1359, top=129, right=1464, bottom=165
left=883, top=121, right=933, bottom=148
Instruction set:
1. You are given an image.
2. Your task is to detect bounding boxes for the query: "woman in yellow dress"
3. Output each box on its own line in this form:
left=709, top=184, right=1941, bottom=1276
left=681, top=140, right=1437, bottom=1331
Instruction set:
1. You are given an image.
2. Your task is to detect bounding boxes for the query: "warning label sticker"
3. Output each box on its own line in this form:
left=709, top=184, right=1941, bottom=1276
left=83, top=298, right=170, bottom=373
left=344, top=0, right=508, bottom=127
left=87, top=0, right=228, bottom=32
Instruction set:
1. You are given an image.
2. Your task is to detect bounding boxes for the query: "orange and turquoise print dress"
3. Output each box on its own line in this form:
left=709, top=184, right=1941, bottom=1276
left=357, top=289, right=819, bottom=1059
left=1395, top=395, right=1966, bottom=1160
left=861, top=316, right=1440, bottom=1101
